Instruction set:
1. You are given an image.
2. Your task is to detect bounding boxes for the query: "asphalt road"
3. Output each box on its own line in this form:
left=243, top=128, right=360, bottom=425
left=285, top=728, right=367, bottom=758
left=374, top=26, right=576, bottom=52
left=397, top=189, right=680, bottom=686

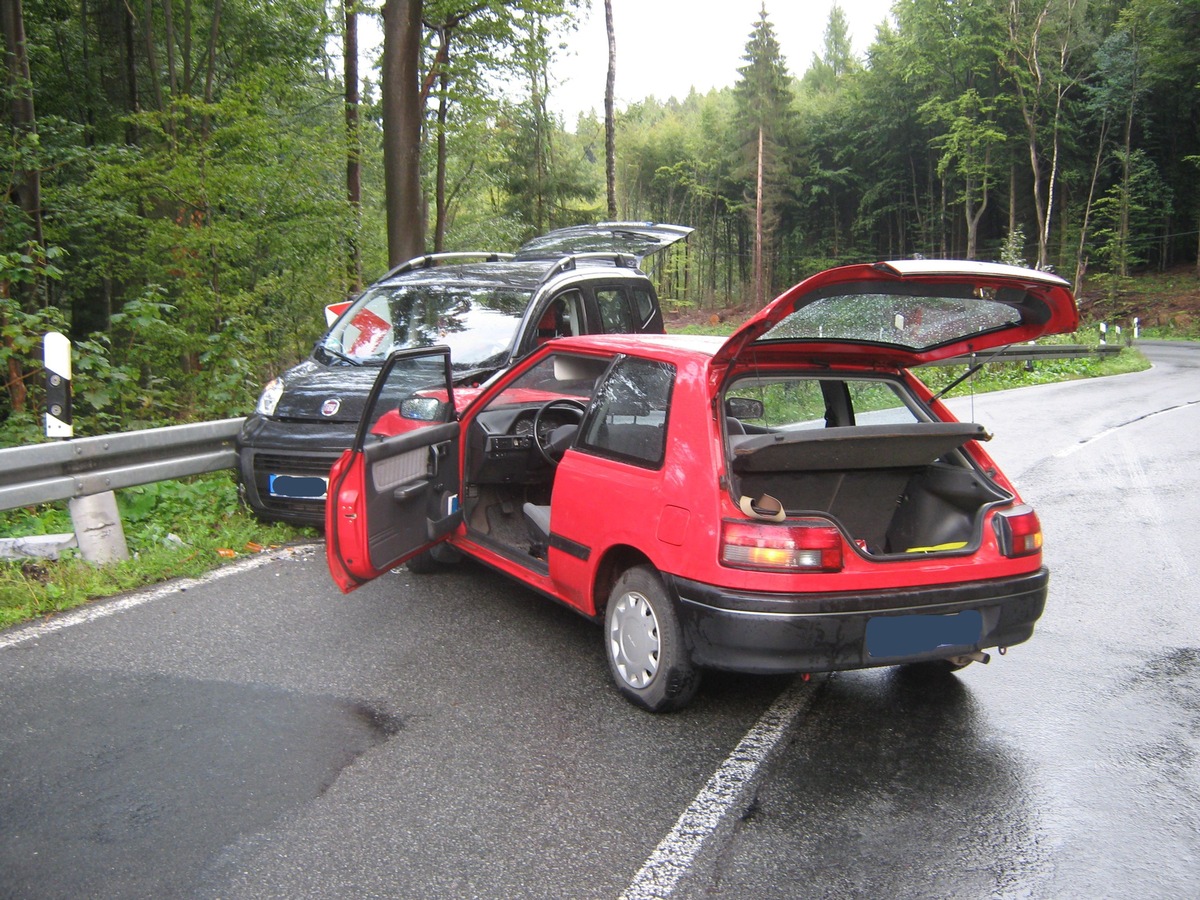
left=2, top=341, right=1198, bottom=899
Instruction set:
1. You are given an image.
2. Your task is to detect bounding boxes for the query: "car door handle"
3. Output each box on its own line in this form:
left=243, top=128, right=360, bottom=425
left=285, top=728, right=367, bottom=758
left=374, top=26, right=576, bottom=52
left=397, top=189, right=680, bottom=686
left=393, top=480, right=429, bottom=503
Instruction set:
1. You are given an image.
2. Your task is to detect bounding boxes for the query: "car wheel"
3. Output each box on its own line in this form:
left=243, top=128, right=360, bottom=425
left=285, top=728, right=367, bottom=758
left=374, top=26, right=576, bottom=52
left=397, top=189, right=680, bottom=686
left=405, top=550, right=439, bottom=574
left=605, top=565, right=699, bottom=712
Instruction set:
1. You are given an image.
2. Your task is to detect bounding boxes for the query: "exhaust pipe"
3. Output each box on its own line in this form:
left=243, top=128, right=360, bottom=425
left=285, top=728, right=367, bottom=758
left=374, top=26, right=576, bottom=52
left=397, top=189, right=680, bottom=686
left=948, top=651, right=991, bottom=667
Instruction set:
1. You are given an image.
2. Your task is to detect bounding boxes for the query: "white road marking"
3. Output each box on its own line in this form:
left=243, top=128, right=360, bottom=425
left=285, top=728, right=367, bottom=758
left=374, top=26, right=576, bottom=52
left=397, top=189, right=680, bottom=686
left=0, top=545, right=319, bottom=651
left=618, top=676, right=818, bottom=900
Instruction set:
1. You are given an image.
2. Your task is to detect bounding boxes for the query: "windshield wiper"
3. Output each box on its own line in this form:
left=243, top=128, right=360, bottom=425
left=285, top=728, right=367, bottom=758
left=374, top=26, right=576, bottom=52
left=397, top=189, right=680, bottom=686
left=316, top=342, right=361, bottom=367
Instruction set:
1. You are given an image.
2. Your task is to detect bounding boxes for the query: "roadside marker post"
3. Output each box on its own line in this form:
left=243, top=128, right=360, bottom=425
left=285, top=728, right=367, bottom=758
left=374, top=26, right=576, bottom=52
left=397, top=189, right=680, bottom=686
left=42, top=332, right=130, bottom=563
left=44, top=331, right=73, bottom=439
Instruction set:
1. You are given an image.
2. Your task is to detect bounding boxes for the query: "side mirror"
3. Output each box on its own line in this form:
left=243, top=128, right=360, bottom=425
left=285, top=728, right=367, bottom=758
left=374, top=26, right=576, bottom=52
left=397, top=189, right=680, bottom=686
left=400, top=396, right=445, bottom=422
left=725, top=397, right=765, bottom=420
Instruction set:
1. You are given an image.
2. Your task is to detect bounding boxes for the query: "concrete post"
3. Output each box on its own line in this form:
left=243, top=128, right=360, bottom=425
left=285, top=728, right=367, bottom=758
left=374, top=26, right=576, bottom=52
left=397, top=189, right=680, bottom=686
left=68, top=492, right=130, bottom=563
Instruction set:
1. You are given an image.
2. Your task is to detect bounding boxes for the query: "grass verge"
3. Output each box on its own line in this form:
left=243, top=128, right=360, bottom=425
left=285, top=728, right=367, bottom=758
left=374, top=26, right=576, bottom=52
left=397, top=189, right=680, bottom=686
left=1, top=473, right=316, bottom=629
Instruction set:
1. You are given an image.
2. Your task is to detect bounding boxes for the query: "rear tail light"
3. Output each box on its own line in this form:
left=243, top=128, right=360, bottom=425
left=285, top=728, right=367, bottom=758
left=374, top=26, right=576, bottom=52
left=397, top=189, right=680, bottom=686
left=721, top=519, right=844, bottom=572
left=993, top=506, right=1043, bottom=558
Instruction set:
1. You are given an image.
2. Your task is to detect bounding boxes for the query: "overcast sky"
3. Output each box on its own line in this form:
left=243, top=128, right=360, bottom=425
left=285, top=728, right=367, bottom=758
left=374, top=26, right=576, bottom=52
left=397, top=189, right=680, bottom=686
left=549, top=0, right=897, bottom=122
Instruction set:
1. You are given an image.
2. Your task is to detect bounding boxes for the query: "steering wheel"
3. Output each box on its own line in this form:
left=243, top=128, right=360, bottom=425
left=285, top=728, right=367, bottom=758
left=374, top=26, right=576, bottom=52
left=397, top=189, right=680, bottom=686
left=533, top=398, right=587, bottom=466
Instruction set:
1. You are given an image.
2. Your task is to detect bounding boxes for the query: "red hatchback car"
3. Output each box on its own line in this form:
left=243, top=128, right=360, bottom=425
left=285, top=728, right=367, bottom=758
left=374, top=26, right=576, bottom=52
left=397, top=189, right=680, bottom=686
left=326, top=260, right=1079, bottom=711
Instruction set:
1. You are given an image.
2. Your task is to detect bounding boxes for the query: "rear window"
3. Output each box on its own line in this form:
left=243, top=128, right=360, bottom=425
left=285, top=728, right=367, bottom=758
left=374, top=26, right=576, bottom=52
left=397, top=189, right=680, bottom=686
left=759, top=291, right=1024, bottom=353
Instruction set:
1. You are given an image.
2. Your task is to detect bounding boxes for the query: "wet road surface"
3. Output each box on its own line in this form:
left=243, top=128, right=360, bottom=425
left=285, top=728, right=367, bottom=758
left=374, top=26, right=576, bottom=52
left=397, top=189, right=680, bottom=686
left=1, top=341, right=1197, bottom=898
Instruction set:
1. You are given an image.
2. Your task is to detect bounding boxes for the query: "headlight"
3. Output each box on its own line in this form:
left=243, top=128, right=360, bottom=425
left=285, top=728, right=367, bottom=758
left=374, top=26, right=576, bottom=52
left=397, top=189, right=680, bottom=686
left=256, top=378, right=285, bottom=416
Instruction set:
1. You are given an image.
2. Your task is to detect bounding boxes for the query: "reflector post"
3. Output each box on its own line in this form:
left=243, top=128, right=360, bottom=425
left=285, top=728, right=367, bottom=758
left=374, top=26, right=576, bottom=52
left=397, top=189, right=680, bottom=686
left=44, top=331, right=72, bottom=439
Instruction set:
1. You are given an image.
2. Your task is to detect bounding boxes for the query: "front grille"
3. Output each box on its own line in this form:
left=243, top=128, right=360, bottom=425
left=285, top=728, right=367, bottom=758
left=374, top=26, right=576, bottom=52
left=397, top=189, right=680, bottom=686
left=250, top=452, right=340, bottom=521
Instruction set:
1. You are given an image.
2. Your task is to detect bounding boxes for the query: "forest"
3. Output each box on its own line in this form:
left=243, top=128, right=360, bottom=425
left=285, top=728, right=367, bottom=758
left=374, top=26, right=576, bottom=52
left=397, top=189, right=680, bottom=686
left=2, top=0, right=1198, bottom=443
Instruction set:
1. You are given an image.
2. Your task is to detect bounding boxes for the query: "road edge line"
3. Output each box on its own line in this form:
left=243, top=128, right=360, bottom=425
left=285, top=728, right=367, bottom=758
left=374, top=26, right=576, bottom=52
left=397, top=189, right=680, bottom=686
left=618, top=675, right=820, bottom=900
left=0, top=543, right=321, bottom=651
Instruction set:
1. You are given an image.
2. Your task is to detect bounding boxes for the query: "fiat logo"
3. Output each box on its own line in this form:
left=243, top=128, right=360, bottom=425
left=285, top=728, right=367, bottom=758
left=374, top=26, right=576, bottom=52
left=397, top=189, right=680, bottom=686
left=320, top=398, right=341, bottom=417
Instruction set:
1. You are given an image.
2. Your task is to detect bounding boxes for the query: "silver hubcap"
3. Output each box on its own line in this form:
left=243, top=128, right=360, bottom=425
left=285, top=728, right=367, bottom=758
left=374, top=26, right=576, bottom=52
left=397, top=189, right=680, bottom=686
left=609, top=591, right=660, bottom=689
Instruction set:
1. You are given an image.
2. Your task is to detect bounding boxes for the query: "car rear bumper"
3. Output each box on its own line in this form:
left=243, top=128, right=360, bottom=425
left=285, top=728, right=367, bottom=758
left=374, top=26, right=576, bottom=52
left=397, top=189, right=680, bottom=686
left=664, top=568, right=1048, bottom=674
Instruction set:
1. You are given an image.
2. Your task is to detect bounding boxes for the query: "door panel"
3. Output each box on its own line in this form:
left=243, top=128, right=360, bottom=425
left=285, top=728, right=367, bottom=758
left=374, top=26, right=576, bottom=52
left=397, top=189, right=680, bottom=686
left=326, top=348, right=461, bottom=593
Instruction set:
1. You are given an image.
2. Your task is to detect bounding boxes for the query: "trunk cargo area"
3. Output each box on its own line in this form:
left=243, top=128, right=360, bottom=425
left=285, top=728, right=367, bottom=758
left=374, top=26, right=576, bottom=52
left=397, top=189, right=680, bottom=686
left=728, top=422, right=1009, bottom=555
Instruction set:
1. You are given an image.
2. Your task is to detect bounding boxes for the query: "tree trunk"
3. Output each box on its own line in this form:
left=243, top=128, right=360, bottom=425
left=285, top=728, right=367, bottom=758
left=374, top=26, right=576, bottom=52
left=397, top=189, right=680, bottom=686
left=203, top=0, right=222, bottom=104
left=144, top=0, right=164, bottom=110
left=122, top=1, right=139, bottom=143
left=1074, top=114, right=1110, bottom=293
left=163, top=0, right=179, bottom=95
left=604, top=0, right=617, bottom=220
left=755, top=125, right=764, bottom=308
left=345, top=0, right=363, bottom=292
left=382, top=0, right=425, bottom=265
left=435, top=66, right=449, bottom=252
left=2, top=0, right=45, bottom=254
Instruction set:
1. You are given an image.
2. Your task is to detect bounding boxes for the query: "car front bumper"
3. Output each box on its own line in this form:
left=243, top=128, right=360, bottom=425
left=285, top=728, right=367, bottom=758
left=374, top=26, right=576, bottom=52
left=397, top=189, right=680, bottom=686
left=236, top=415, right=356, bottom=525
left=664, top=568, right=1048, bottom=674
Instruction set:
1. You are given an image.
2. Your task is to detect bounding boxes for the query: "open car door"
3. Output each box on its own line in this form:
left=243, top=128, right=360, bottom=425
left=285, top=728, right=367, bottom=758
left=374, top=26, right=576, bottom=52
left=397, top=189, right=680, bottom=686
left=325, top=347, right=461, bottom=593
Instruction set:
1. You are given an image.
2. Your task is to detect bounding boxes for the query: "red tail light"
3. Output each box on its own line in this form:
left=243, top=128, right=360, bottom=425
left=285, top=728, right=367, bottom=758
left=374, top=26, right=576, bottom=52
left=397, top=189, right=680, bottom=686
left=721, top=519, right=844, bottom=572
left=993, top=506, right=1043, bottom=558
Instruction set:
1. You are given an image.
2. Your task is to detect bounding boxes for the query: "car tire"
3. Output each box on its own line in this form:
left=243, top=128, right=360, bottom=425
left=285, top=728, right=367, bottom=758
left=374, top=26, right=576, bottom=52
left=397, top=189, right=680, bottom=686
left=405, top=549, right=440, bottom=574
left=605, top=565, right=699, bottom=712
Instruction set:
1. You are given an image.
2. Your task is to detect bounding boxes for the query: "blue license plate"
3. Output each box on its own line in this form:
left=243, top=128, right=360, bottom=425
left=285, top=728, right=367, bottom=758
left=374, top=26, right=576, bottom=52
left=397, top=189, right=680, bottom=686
left=268, top=474, right=328, bottom=500
left=866, top=610, right=983, bottom=658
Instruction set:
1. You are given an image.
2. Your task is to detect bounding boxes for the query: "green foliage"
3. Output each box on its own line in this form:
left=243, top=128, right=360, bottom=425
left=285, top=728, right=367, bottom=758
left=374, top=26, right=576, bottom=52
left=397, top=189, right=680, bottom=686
left=0, top=0, right=1196, bottom=453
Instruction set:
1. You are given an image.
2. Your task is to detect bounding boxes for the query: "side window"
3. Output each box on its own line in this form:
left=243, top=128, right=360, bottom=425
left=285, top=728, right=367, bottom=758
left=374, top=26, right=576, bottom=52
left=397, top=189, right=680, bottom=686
left=364, top=349, right=455, bottom=440
left=632, top=288, right=656, bottom=325
left=534, top=291, right=584, bottom=348
left=724, top=376, right=922, bottom=431
left=578, top=357, right=674, bottom=467
left=595, top=287, right=634, bottom=333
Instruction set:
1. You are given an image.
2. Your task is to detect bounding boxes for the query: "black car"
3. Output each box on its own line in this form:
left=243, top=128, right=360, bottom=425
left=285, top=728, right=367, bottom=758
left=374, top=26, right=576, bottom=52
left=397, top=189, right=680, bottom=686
left=237, top=223, right=692, bottom=525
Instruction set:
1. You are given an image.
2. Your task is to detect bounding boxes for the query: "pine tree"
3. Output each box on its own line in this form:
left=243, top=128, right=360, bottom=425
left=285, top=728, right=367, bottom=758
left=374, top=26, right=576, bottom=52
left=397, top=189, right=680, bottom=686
left=733, top=5, right=794, bottom=307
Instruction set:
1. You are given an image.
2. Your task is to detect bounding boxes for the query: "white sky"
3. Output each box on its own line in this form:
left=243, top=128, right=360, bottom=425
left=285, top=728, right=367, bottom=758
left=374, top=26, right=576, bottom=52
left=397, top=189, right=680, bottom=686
left=549, top=0, right=897, bottom=122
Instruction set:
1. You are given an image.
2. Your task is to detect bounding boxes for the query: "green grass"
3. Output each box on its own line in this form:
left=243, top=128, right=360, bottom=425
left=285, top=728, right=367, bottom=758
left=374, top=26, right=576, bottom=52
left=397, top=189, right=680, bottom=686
left=1, top=473, right=316, bottom=629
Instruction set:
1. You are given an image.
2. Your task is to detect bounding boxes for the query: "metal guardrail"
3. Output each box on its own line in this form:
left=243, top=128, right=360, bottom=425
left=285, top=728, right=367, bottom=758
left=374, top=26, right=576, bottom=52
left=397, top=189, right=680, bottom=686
left=0, top=418, right=244, bottom=513
left=0, top=344, right=1123, bottom=514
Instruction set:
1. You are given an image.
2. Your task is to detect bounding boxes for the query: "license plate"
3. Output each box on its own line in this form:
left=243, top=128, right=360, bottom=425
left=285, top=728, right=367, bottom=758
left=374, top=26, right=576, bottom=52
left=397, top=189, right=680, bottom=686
left=268, top=474, right=328, bottom=500
left=866, top=610, right=983, bottom=658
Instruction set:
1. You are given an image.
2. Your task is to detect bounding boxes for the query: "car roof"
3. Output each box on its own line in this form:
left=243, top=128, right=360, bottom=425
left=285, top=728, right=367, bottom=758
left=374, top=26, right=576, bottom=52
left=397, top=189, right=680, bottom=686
left=544, top=332, right=724, bottom=359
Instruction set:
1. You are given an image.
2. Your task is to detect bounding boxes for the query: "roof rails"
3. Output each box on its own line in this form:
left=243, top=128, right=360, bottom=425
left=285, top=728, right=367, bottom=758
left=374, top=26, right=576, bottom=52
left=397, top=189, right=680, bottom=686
left=535, top=251, right=639, bottom=289
left=380, top=251, right=516, bottom=281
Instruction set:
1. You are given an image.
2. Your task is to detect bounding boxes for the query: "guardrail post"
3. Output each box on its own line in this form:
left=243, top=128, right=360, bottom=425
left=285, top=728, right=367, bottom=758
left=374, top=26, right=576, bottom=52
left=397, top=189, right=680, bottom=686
left=68, top=492, right=129, bottom=563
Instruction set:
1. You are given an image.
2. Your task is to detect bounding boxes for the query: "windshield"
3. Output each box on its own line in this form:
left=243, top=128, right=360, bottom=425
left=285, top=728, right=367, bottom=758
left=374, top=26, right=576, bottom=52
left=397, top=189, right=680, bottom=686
left=321, top=282, right=532, bottom=372
left=758, top=290, right=1026, bottom=353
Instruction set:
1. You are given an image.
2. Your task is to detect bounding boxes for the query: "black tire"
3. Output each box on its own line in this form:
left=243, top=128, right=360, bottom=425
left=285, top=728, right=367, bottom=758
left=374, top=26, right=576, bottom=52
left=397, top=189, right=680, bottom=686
left=405, top=549, right=440, bottom=574
left=604, top=565, right=699, bottom=712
